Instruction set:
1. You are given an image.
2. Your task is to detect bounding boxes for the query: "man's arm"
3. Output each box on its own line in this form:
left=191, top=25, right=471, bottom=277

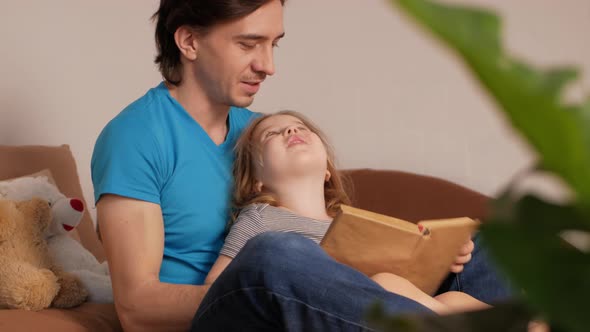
left=97, top=194, right=210, bottom=332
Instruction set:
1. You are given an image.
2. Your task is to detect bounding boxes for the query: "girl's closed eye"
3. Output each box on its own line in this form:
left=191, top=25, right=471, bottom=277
left=265, top=130, right=279, bottom=138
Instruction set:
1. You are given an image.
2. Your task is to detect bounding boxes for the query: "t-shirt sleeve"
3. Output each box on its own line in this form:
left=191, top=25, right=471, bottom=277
left=91, top=115, right=164, bottom=205
left=219, top=205, right=267, bottom=258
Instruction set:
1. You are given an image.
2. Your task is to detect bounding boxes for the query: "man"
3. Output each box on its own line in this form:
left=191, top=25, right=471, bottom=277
left=92, top=0, right=285, bottom=330
left=92, top=0, right=511, bottom=331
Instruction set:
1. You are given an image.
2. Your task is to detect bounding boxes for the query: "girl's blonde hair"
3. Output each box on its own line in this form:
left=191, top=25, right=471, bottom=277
left=233, top=110, right=351, bottom=218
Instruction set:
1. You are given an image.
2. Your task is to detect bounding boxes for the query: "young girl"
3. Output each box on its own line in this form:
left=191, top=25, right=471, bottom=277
left=204, top=110, right=489, bottom=314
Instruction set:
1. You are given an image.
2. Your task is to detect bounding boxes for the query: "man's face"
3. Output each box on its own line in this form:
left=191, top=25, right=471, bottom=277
left=193, top=0, right=284, bottom=108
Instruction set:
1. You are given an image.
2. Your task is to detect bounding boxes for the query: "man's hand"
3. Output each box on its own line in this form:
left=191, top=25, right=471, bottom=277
left=450, top=239, right=474, bottom=273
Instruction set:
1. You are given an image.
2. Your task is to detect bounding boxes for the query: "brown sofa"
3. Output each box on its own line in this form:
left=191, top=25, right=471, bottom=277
left=0, top=145, right=489, bottom=332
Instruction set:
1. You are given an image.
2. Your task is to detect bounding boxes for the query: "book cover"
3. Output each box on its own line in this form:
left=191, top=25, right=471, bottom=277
left=320, top=205, right=480, bottom=295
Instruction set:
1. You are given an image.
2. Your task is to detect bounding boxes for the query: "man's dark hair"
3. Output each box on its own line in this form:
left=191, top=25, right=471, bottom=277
left=153, top=0, right=285, bottom=85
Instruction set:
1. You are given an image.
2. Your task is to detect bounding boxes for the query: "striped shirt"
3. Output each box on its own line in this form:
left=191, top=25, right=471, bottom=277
left=220, top=203, right=332, bottom=258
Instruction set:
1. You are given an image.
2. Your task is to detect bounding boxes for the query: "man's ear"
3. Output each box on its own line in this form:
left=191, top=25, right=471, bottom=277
left=174, top=25, right=199, bottom=61
left=325, top=170, right=331, bottom=182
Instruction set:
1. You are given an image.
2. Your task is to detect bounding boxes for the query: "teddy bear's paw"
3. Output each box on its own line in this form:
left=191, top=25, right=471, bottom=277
left=2, top=268, right=60, bottom=311
left=51, top=273, right=89, bottom=308
left=70, top=269, right=114, bottom=303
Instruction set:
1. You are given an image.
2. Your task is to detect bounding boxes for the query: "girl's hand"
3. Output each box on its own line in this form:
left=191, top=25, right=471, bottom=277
left=450, top=239, right=474, bottom=273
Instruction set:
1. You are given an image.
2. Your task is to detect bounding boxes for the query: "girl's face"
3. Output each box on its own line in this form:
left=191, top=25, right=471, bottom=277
left=252, top=114, right=328, bottom=190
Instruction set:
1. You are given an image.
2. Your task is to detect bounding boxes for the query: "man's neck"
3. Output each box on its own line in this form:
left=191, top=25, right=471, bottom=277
left=167, top=79, right=230, bottom=145
left=272, top=175, right=331, bottom=221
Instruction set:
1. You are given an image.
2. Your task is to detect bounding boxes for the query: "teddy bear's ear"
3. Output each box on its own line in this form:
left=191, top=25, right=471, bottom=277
left=15, top=198, right=52, bottom=232
left=0, top=200, right=17, bottom=241
left=36, top=177, right=66, bottom=202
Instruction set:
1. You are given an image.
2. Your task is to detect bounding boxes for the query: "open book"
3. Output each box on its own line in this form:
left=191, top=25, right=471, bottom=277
left=320, top=205, right=480, bottom=295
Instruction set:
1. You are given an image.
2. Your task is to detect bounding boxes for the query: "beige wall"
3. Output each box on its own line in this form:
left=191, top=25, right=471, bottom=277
left=1, top=0, right=588, bottom=222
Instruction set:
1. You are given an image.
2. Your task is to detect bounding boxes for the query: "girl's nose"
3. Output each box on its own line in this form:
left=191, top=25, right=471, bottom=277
left=285, top=126, right=298, bottom=135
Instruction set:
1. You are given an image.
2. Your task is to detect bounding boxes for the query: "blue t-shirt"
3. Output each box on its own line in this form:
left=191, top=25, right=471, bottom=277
left=91, top=82, right=258, bottom=285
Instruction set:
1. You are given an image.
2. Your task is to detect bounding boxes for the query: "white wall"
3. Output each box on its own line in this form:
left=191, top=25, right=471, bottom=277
left=1, top=0, right=588, bottom=223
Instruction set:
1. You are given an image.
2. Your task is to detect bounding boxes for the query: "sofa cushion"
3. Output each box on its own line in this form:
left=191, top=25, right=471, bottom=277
left=0, top=144, right=104, bottom=262
left=343, top=168, right=489, bottom=222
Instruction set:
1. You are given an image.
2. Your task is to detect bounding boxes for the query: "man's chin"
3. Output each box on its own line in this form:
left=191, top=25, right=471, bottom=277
left=231, top=95, right=256, bottom=108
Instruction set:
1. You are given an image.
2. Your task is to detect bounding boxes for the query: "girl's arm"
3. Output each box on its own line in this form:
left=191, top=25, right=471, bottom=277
left=205, top=205, right=266, bottom=284
left=204, top=254, right=234, bottom=285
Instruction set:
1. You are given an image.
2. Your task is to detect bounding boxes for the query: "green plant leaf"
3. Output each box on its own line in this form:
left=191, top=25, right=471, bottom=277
left=391, top=0, right=590, bottom=214
left=483, top=195, right=590, bottom=332
left=388, top=1, right=590, bottom=330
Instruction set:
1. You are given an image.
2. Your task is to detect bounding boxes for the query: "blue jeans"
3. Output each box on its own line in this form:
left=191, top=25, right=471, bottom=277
left=191, top=232, right=512, bottom=331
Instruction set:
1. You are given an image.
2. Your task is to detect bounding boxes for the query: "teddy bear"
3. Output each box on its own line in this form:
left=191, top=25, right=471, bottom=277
left=0, top=174, right=113, bottom=303
left=44, top=197, right=113, bottom=304
left=0, top=198, right=88, bottom=310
